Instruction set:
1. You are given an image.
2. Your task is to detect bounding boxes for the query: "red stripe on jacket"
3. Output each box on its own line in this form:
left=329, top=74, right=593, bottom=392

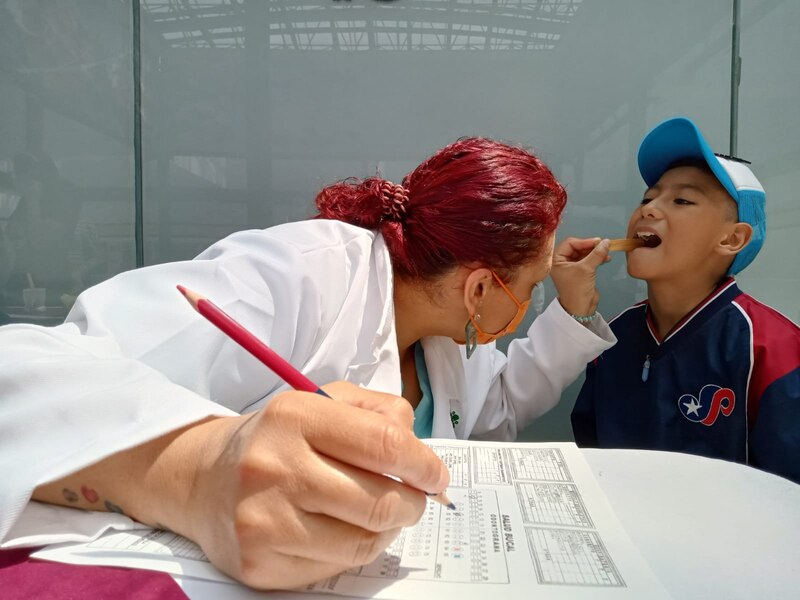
left=733, top=293, right=800, bottom=429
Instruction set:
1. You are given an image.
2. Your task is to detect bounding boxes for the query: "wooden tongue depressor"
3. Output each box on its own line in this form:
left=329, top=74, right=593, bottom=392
left=607, top=238, right=646, bottom=252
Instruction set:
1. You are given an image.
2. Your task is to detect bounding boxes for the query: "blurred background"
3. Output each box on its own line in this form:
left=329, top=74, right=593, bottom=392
left=0, top=0, right=796, bottom=441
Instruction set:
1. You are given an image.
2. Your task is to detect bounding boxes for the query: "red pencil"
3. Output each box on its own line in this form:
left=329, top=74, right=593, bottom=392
left=176, top=284, right=455, bottom=510
left=176, top=285, right=330, bottom=397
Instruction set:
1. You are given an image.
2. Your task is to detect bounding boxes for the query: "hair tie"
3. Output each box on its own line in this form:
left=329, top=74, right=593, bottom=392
left=379, top=180, right=409, bottom=222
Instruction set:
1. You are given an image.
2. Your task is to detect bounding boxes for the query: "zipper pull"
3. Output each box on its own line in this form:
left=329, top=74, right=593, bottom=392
left=641, top=355, right=650, bottom=382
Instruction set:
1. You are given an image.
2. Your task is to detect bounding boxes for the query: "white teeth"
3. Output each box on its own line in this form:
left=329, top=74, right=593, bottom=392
left=635, top=232, right=662, bottom=248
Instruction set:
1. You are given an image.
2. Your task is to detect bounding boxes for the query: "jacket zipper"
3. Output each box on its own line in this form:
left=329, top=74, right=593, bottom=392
left=641, top=355, right=651, bottom=382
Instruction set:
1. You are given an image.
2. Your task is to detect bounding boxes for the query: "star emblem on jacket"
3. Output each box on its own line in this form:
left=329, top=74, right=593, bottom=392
left=683, top=397, right=701, bottom=416
left=678, top=384, right=735, bottom=426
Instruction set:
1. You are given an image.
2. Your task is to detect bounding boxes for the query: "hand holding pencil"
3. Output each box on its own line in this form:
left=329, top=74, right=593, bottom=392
left=172, top=380, right=450, bottom=590
left=174, top=285, right=453, bottom=588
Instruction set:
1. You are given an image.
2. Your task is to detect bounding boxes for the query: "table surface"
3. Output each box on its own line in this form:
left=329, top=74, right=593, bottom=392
left=176, top=448, right=800, bottom=600
left=3, top=448, right=798, bottom=599
left=582, top=448, right=800, bottom=600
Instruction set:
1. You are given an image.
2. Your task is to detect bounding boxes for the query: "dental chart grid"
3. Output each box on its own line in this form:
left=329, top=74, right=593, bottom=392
left=34, top=441, right=672, bottom=600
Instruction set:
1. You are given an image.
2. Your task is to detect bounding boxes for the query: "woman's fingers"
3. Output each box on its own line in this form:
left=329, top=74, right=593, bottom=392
left=235, top=427, right=429, bottom=534
left=266, top=386, right=450, bottom=496
left=555, top=236, right=608, bottom=263
left=299, top=452, right=429, bottom=531
left=320, top=380, right=415, bottom=430
left=555, top=236, right=598, bottom=261
left=581, top=238, right=611, bottom=267
left=551, top=237, right=609, bottom=317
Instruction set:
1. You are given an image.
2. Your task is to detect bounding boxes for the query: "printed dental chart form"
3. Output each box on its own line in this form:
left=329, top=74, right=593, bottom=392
left=33, top=441, right=673, bottom=600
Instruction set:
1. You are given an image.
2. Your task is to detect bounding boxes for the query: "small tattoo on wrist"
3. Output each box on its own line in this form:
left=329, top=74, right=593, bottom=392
left=81, top=485, right=99, bottom=503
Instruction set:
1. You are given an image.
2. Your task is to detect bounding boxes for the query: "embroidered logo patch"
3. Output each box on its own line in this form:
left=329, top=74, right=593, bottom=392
left=678, top=384, right=735, bottom=426
left=450, top=410, right=460, bottom=428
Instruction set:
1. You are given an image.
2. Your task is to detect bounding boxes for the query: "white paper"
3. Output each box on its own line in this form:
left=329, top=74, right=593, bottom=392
left=32, top=527, right=236, bottom=584
left=33, top=441, right=671, bottom=599
left=1, top=501, right=145, bottom=549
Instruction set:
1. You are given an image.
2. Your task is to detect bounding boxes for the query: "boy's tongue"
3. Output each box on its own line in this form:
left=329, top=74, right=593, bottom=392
left=638, top=233, right=662, bottom=248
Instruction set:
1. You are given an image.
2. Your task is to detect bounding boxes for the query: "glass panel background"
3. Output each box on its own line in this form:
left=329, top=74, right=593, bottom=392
left=735, top=0, right=800, bottom=324
left=0, top=2, right=135, bottom=326
left=1, top=0, right=796, bottom=442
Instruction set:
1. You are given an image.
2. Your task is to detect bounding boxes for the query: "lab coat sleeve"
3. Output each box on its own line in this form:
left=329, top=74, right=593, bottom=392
left=0, top=322, right=236, bottom=545
left=470, top=298, right=616, bottom=441
left=0, top=223, right=366, bottom=545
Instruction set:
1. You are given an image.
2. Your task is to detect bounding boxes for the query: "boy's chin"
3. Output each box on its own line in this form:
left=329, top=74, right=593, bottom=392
left=625, top=258, right=656, bottom=281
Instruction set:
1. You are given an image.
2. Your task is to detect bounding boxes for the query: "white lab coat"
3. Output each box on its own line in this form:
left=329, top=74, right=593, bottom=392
left=0, top=220, right=615, bottom=546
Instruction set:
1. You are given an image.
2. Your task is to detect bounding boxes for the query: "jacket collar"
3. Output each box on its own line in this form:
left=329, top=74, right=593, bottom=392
left=645, top=277, right=740, bottom=345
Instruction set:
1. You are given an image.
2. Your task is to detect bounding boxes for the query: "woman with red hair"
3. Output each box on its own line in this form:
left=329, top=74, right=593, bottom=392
left=313, top=136, right=615, bottom=439
left=2, top=137, right=614, bottom=589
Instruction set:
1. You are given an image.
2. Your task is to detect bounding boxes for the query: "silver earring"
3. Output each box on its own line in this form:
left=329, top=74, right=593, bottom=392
left=465, top=318, right=477, bottom=359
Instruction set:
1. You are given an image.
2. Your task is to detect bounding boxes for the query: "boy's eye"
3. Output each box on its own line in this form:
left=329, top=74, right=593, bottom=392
left=674, top=198, right=694, bottom=206
left=640, top=197, right=653, bottom=205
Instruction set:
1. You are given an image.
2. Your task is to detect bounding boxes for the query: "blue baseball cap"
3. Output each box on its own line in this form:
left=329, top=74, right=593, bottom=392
left=637, top=117, right=766, bottom=275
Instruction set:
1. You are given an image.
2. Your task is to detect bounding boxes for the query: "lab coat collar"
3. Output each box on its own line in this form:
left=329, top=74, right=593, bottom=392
left=420, top=336, right=468, bottom=440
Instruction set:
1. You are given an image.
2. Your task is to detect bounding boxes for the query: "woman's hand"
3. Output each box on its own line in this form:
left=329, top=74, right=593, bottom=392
left=550, top=237, right=610, bottom=321
left=34, top=382, right=449, bottom=590
left=184, top=382, right=448, bottom=589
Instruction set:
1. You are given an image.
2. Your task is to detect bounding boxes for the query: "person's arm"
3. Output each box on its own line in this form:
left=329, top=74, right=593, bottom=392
left=34, top=381, right=450, bottom=590
left=0, top=320, right=236, bottom=545
left=469, top=238, right=616, bottom=440
left=735, top=300, right=800, bottom=484
left=749, top=369, right=800, bottom=484
left=0, top=223, right=381, bottom=545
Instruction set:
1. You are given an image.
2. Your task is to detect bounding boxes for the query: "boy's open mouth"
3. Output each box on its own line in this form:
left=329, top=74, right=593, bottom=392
left=635, top=232, right=662, bottom=248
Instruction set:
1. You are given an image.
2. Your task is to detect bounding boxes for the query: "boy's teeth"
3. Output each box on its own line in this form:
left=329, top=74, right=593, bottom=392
left=636, top=233, right=662, bottom=248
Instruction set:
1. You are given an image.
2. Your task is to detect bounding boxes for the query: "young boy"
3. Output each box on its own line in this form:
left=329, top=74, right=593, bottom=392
left=572, top=116, right=800, bottom=484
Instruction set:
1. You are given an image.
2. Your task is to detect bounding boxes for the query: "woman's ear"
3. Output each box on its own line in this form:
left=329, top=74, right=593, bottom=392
left=462, top=268, right=493, bottom=316
left=718, top=222, right=753, bottom=257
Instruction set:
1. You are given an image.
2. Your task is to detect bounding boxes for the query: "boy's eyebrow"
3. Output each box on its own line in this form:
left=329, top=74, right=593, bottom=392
left=644, top=182, right=707, bottom=196
left=673, top=183, right=707, bottom=194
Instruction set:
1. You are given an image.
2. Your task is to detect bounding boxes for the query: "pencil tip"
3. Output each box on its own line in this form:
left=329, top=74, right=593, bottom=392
left=447, top=502, right=456, bottom=510
left=176, top=284, right=202, bottom=309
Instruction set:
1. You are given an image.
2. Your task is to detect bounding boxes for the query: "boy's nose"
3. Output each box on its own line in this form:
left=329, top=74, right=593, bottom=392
left=641, top=200, right=661, bottom=218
